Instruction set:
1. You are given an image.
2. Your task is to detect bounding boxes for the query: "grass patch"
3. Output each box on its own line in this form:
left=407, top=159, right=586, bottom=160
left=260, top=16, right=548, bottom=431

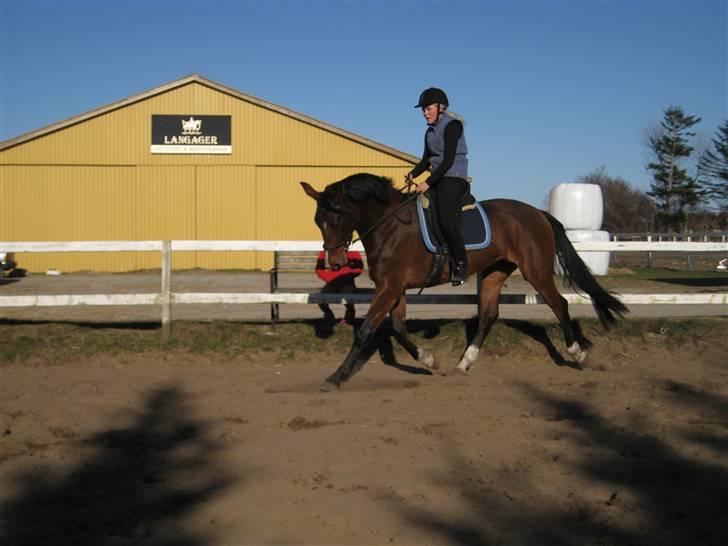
left=1, top=317, right=725, bottom=365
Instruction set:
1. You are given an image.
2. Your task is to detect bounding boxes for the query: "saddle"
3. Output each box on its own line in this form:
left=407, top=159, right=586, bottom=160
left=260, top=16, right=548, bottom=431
left=417, top=192, right=491, bottom=253
left=417, top=191, right=491, bottom=286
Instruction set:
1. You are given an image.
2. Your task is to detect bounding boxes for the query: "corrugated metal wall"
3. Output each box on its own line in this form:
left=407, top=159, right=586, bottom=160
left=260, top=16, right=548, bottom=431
left=195, top=165, right=258, bottom=270
left=1, top=165, right=138, bottom=271
left=0, top=80, right=415, bottom=272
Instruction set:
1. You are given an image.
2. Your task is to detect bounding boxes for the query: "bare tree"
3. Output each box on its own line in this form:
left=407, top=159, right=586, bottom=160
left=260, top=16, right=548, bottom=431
left=576, top=167, right=655, bottom=233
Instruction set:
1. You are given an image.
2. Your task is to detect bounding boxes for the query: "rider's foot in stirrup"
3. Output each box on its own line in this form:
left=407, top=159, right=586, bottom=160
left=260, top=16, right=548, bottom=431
left=451, top=261, right=468, bottom=286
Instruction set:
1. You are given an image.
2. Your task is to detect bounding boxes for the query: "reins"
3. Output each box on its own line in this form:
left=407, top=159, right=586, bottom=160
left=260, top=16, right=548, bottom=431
left=322, top=190, right=433, bottom=296
left=323, top=192, right=418, bottom=251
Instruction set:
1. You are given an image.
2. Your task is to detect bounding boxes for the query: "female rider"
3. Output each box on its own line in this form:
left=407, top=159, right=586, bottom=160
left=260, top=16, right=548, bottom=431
left=405, top=87, right=470, bottom=286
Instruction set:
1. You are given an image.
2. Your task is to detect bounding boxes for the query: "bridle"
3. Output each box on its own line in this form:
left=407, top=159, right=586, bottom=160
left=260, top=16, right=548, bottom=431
left=320, top=193, right=418, bottom=252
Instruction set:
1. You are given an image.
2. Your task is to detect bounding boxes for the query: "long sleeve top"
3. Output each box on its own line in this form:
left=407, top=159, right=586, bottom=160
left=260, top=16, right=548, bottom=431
left=409, top=119, right=464, bottom=187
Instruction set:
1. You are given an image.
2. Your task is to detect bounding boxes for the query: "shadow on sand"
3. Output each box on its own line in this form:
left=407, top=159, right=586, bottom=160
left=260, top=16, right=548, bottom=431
left=500, top=319, right=592, bottom=368
left=0, top=387, right=234, bottom=546
left=0, top=318, right=161, bottom=331
left=307, top=314, right=593, bottom=374
left=392, top=384, right=728, bottom=545
left=648, top=276, right=728, bottom=288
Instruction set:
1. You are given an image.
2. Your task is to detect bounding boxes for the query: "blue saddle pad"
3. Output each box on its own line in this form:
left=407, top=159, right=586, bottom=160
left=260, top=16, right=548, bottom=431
left=417, top=198, right=491, bottom=254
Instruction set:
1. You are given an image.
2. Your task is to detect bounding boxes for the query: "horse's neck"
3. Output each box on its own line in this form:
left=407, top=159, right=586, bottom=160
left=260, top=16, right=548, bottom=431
left=357, top=200, right=390, bottom=229
left=357, top=197, right=417, bottom=266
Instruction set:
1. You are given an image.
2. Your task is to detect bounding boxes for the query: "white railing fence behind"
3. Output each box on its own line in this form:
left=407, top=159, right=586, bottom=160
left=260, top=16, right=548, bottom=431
left=611, top=232, right=728, bottom=242
left=1, top=240, right=726, bottom=342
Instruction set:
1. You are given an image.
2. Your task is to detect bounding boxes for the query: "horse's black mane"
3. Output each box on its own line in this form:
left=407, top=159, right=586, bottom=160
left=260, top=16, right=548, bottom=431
left=338, top=173, right=402, bottom=204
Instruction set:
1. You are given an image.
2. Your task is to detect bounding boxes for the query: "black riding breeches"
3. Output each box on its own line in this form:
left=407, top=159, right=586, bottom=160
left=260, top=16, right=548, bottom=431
left=433, top=177, right=469, bottom=262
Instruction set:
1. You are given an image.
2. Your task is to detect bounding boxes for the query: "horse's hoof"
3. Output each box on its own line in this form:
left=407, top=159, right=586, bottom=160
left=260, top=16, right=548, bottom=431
left=567, top=342, right=587, bottom=365
left=418, top=349, right=438, bottom=370
left=420, top=358, right=439, bottom=371
left=451, top=365, right=469, bottom=376
left=319, top=380, right=340, bottom=392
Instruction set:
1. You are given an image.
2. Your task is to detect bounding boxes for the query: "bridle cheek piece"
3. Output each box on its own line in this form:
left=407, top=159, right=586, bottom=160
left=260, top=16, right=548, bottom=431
left=317, top=201, right=356, bottom=253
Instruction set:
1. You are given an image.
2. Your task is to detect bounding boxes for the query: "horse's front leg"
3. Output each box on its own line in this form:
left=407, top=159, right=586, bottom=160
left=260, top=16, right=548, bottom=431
left=320, top=286, right=402, bottom=392
left=390, top=296, right=438, bottom=370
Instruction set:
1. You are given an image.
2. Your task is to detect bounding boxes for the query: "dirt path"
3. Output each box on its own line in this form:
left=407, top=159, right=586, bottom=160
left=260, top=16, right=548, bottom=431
left=1, top=320, right=726, bottom=545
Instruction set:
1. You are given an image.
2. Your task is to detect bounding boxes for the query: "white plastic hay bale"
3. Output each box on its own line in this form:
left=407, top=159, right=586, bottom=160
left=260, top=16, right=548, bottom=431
left=556, top=230, right=610, bottom=276
left=549, top=183, right=603, bottom=230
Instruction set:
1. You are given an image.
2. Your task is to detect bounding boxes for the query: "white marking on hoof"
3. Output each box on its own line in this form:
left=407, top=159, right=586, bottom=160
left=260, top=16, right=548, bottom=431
left=567, top=342, right=588, bottom=364
left=417, top=348, right=437, bottom=369
left=455, top=345, right=479, bottom=374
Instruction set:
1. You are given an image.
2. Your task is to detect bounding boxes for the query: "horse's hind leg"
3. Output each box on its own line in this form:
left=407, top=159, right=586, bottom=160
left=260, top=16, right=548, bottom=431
left=390, top=296, right=437, bottom=370
left=454, top=262, right=516, bottom=374
left=522, top=269, right=587, bottom=365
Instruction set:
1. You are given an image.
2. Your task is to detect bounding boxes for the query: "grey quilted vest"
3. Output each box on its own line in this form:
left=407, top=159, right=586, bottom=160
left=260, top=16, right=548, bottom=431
left=426, top=111, right=468, bottom=179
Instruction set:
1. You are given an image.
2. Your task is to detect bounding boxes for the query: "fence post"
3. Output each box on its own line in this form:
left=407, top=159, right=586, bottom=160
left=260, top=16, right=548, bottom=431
left=476, top=270, right=483, bottom=315
left=161, top=240, right=172, bottom=344
left=686, top=236, right=692, bottom=271
left=646, top=235, right=652, bottom=268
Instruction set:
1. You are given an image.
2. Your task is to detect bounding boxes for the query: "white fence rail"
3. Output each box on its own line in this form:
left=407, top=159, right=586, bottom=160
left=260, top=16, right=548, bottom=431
left=1, top=240, right=726, bottom=341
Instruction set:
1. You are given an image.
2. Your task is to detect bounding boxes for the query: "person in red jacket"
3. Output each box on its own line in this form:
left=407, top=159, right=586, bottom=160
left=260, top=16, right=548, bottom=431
left=316, top=250, right=363, bottom=325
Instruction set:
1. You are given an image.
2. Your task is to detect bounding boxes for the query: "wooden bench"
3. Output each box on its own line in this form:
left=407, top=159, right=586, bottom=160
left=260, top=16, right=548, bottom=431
left=268, top=251, right=494, bottom=327
left=269, top=250, right=368, bottom=324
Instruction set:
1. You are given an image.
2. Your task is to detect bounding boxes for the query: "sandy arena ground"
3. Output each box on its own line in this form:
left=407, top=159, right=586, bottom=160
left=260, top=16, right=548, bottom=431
left=1, top=264, right=727, bottom=545
left=1, top=314, right=727, bottom=545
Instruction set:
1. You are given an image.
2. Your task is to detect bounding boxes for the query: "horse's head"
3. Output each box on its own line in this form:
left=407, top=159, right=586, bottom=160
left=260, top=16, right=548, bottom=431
left=300, top=180, right=356, bottom=270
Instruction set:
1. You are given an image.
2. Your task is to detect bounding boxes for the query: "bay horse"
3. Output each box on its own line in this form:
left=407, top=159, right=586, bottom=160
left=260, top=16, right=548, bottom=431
left=300, top=173, right=627, bottom=391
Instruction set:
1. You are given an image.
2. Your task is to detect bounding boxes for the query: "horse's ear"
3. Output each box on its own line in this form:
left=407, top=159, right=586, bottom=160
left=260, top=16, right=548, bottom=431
left=300, top=181, right=319, bottom=201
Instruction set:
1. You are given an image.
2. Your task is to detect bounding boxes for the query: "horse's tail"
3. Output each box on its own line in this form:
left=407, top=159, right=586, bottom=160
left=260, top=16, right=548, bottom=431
left=542, top=211, right=629, bottom=329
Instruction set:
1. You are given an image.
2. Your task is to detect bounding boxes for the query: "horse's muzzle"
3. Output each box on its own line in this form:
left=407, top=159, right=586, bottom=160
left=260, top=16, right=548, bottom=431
left=326, top=248, right=347, bottom=270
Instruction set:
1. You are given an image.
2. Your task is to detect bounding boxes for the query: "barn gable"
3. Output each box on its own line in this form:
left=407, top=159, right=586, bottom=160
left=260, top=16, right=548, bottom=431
left=0, top=75, right=417, bottom=272
left=0, top=74, right=416, bottom=167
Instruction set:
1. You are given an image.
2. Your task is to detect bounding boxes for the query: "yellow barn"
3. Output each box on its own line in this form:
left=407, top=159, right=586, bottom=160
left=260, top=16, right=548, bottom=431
left=0, top=74, right=418, bottom=272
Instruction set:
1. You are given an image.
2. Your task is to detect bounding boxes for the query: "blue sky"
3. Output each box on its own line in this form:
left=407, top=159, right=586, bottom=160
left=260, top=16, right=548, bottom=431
left=1, top=0, right=726, bottom=207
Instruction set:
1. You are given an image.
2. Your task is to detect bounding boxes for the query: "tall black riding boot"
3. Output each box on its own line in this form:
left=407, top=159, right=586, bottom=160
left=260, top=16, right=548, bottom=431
left=434, top=177, right=470, bottom=287
left=451, top=257, right=468, bottom=286
left=445, top=226, right=468, bottom=286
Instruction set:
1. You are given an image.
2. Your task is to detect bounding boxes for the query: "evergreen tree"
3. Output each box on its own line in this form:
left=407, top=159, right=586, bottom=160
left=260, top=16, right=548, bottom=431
left=698, top=119, right=728, bottom=211
left=646, top=106, right=701, bottom=231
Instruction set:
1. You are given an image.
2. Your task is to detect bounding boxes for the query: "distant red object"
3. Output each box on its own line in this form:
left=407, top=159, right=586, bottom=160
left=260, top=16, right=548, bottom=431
left=316, top=251, right=363, bottom=283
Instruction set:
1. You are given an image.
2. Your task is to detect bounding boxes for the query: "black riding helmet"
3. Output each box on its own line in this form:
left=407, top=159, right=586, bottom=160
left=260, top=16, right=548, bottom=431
left=415, top=87, right=449, bottom=108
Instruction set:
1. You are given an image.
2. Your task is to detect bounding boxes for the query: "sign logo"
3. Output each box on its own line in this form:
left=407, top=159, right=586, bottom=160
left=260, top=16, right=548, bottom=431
left=151, top=115, right=231, bottom=155
left=181, top=117, right=202, bottom=135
